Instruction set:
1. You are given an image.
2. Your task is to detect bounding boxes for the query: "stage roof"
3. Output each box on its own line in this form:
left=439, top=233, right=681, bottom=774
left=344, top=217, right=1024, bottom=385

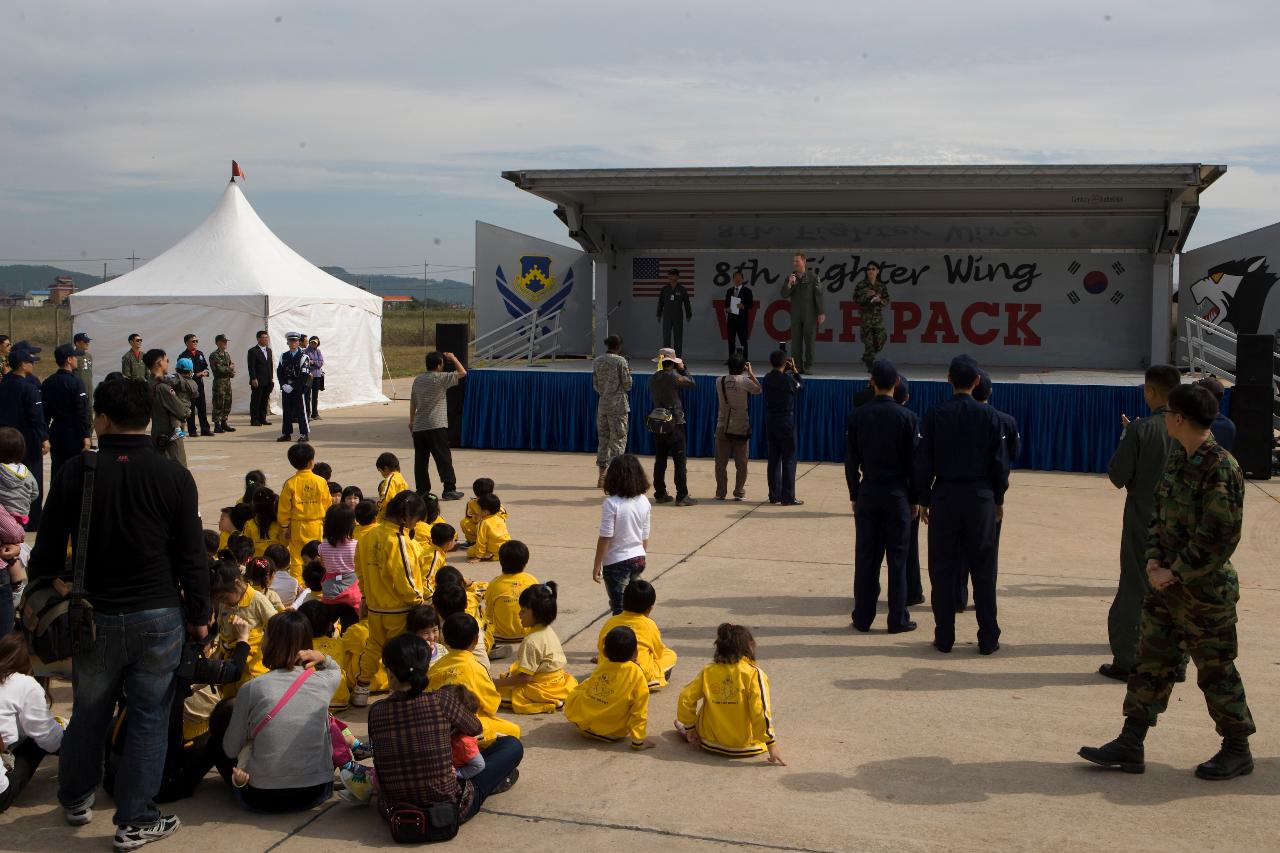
left=502, top=164, right=1225, bottom=255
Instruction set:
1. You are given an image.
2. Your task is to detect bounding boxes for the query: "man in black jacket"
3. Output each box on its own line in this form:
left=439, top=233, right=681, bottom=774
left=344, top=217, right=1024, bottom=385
left=246, top=330, right=273, bottom=426
left=180, top=333, right=212, bottom=437
left=724, top=270, right=754, bottom=360
left=276, top=331, right=311, bottom=443
left=27, top=376, right=209, bottom=848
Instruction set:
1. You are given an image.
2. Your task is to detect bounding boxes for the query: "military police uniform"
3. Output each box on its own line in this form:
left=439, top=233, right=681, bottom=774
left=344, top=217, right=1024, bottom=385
left=41, top=347, right=90, bottom=477
left=592, top=350, right=632, bottom=473
left=71, top=333, right=94, bottom=433
left=782, top=268, right=824, bottom=373
left=276, top=333, right=312, bottom=441
left=209, top=336, right=236, bottom=433
left=852, top=274, right=890, bottom=372
left=0, top=346, right=48, bottom=530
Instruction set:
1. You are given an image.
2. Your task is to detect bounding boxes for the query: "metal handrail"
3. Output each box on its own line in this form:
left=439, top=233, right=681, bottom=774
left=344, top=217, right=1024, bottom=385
left=471, top=305, right=564, bottom=367
left=1184, top=315, right=1280, bottom=430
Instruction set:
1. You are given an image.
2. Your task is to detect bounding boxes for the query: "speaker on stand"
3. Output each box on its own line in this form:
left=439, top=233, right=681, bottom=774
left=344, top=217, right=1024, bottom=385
left=1230, top=333, right=1278, bottom=480
left=435, top=323, right=469, bottom=448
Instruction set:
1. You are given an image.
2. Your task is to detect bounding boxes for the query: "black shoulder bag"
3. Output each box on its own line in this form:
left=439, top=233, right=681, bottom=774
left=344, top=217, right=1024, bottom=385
left=20, top=452, right=97, bottom=661
left=388, top=800, right=460, bottom=843
left=720, top=377, right=751, bottom=443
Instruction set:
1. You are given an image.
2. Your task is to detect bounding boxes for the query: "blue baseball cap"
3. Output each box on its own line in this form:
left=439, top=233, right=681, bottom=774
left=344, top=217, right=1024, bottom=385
left=175, top=357, right=195, bottom=372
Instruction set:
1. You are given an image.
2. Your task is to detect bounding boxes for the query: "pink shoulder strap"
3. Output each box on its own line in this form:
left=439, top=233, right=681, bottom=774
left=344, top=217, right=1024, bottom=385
left=251, top=667, right=315, bottom=739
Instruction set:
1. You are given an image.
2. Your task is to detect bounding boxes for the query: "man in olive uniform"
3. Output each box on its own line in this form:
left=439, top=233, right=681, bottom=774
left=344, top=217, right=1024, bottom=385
left=853, top=262, right=889, bottom=372
left=41, top=345, right=91, bottom=476
left=781, top=252, right=825, bottom=374
left=1098, top=365, right=1179, bottom=681
left=592, top=334, right=632, bottom=487
left=656, top=269, right=693, bottom=357
left=144, top=348, right=191, bottom=468
left=1080, top=383, right=1255, bottom=780
left=121, top=333, right=147, bottom=382
left=209, top=333, right=236, bottom=434
left=72, top=332, right=94, bottom=436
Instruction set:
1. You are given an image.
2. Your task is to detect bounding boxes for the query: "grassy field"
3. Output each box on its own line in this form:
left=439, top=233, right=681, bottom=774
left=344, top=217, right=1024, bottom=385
left=3, top=304, right=473, bottom=380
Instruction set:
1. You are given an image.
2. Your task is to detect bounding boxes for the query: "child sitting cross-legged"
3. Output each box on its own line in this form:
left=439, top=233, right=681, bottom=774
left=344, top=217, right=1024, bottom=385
left=297, top=599, right=351, bottom=710
left=404, top=602, right=446, bottom=668
left=432, top=684, right=487, bottom=779
left=465, top=493, right=510, bottom=562
left=431, top=581, right=491, bottom=671
left=352, top=499, right=379, bottom=543
left=492, top=583, right=578, bottom=714
left=565, top=626, right=656, bottom=750
left=374, top=452, right=408, bottom=519
left=427, top=613, right=522, bottom=746
left=249, top=553, right=288, bottom=612
left=298, top=560, right=325, bottom=608
left=596, top=580, right=678, bottom=689
left=209, top=560, right=278, bottom=699
left=484, top=540, right=539, bottom=644
left=460, top=478, right=503, bottom=545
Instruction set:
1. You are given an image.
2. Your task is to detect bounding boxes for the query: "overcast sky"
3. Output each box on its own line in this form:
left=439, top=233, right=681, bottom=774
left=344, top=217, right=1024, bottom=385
left=2, top=0, right=1279, bottom=280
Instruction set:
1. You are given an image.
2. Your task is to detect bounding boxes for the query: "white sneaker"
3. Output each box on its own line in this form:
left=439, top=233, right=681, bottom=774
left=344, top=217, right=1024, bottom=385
left=64, top=793, right=95, bottom=826
left=113, top=814, right=180, bottom=851
left=351, top=683, right=370, bottom=707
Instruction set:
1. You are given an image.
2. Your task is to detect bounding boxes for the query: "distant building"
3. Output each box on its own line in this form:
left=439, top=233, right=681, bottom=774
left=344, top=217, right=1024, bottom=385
left=382, top=295, right=414, bottom=308
left=49, top=276, right=75, bottom=305
left=25, top=290, right=50, bottom=307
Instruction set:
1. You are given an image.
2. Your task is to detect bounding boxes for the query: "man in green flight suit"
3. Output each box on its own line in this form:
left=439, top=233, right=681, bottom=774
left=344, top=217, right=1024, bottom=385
left=781, top=252, right=825, bottom=374
left=1080, top=383, right=1255, bottom=780
left=852, top=262, right=889, bottom=372
left=144, top=348, right=192, bottom=468
left=209, top=333, right=237, bottom=434
left=72, top=332, right=94, bottom=436
left=121, top=332, right=148, bottom=382
left=1098, top=364, right=1179, bottom=681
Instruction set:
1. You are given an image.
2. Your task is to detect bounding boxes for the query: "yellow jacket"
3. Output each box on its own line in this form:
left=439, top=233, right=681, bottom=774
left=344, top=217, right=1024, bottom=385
left=466, top=515, right=510, bottom=561
left=462, top=501, right=506, bottom=543
left=676, top=659, right=776, bottom=758
left=485, top=571, right=539, bottom=641
left=314, top=635, right=351, bottom=708
left=353, top=520, right=425, bottom=613
left=278, top=469, right=329, bottom=544
left=428, top=648, right=522, bottom=746
left=214, top=586, right=277, bottom=697
left=417, top=546, right=447, bottom=600
left=412, top=515, right=447, bottom=548
left=341, top=621, right=388, bottom=692
left=466, top=581, right=494, bottom=651
left=353, top=522, right=377, bottom=543
left=376, top=471, right=409, bottom=518
left=242, top=518, right=281, bottom=557
left=597, top=612, right=678, bottom=689
left=565, top=659, right=650, bottom=747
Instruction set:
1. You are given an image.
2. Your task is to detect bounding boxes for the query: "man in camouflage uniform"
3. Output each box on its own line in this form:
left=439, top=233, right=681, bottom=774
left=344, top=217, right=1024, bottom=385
left=209, top=333, right=236, bottom=433
left=1080, top=383, right=1254, bottom=781
left=592, top=334, right=632, bottom=488
left=852, top=262, right=889, bottom=372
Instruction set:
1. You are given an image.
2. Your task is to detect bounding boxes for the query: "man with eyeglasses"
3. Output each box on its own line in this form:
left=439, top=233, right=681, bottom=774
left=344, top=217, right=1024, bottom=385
left=121, top=333, right=148, bottom=382
left=181, top=334, right=213, bottom=437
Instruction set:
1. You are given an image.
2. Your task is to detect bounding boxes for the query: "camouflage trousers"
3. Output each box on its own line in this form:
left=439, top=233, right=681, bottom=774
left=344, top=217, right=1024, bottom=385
left=1123, top=574, right=1255, bottom=739
left=596, top=407, right=629, bottom=468
left=861, top=313, right=886, bottom=370
left=212, top=378, right=232, bottom=422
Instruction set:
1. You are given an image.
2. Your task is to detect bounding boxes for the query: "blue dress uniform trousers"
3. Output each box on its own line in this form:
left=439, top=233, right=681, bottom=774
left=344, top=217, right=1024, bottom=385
left=928, top=483, right=999, bottom=650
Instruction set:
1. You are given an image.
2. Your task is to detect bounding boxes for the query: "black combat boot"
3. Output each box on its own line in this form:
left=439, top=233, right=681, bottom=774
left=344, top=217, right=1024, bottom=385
left=222, top=420, right=236, bottom=433
left=214, top=423, right=225, bottom=434
left=1079, top=719, right=1147, bottom=773
left=1195, top=738, right=1253, bottom=780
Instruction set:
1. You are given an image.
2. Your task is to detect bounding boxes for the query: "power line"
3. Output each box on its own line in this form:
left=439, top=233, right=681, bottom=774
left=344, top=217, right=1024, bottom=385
left=0, top=257, right=150, bottom=264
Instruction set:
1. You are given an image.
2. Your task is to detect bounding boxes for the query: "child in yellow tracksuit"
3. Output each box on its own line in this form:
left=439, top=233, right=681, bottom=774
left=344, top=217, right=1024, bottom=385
left=676, top=623, right=784, bottom=764
left=460, top=477, right=501, bottom=544
left=375, top=452, right=409, bottom=519
left=352, top=499, right=378, bottom=543
left=596, top=579, right=678, bottom=689
left=351, top=491, right=427, bottom=707
left=466, top=493, right=510, bottom=561
left=209, top=561, right=277, bottom=699
left=422, top=522, right=456, bottom=576
left=493, top=582, right=577, bottom=714
left=278, top=443, right=329, bottom=582
left=485, top=540, right=539, bottom=643
left=342, top=621, right=389, bottom=693
left=298, top=599, right=352, bottom=709
left=429, top=612, right=522, bottom=746
left=566, top=625, right=655, bottom=749
left=243, top=488, right=282, bottom=557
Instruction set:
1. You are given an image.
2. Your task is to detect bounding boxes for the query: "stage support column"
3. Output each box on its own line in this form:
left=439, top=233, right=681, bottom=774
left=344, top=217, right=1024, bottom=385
left=593, top=255, right=611, bottom=357
left=1150, top=252, right=1174, bottom=366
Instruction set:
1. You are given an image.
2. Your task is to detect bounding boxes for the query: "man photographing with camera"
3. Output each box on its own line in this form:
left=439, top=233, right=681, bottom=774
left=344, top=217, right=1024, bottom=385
left=763, top=349, right=804, bottom=506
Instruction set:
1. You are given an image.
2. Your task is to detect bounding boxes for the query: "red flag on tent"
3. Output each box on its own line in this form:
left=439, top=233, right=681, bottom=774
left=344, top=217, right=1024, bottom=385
left=231, top=160, right=246, bottom=181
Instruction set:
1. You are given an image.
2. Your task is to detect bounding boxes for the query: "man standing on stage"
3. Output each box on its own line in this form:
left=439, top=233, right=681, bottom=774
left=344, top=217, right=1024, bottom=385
left=853, top=262, right=889, bottom=372
left=724, top=270, right=754, bottom=360
left=181, top=334, right=213, bottom=438
left=209, top=334, right=236, bottom=434
left=247, top=330, right=274, bottom=427
left=592, top=335, right=632, bottom=488
left=781, top=252, right=824, bottom=374
left=276, top=332, right=311, bottom=443
left=656, top=269, right=693, bottom=357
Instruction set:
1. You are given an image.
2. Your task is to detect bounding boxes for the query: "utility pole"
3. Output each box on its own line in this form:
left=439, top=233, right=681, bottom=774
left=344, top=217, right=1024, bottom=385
left=422, top=260, right=429, bottom=346
left=103, top=262, right=107, bottom=282
left=128, top=251, right=140, bottom=271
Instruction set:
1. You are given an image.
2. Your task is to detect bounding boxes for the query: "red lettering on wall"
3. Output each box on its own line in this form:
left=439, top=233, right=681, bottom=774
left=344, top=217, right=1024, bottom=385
left=921, top=301, right=960, bottom=344
left=1003, top=303, right=1043, bottom=346
left=763, top=300, right=791, bottom=342
left=816, top=322, right=833, bottom=343
left=890, top=301, right=921, bottom=343
left=840, top=300, right=860, bottom=343
left=960, top=302, right=1000, bottom=345
left=712, top=302, right=760, bottom=340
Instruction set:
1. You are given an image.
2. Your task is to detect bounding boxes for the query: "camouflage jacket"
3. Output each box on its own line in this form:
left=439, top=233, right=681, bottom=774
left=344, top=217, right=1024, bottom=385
left=1146, top=436, right=1244, bottom=586
left=209, top=348, right=236, bottom=380
left=592, top=352, right=632, bottom=413
left=852, top=276, right=889, bottom=317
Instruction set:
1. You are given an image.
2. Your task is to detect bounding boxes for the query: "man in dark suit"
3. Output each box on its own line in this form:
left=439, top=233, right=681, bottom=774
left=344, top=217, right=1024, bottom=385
left=724, top=270, right=754, bottom=360
left=180, top=333, right=213, bottom=437
left=246, top=330, right=274, bottom=426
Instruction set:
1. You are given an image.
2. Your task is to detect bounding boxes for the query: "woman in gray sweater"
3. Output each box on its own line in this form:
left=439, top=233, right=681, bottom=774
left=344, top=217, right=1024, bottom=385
left=222, top=611, right=342, bottom=812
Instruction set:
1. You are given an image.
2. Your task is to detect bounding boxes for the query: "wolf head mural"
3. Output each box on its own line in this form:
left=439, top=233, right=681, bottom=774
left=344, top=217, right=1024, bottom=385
left=1187, top=255, right=1278, bottom=334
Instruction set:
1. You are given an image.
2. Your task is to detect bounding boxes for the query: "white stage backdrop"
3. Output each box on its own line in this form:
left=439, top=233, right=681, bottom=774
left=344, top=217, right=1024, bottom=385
left=603, top=251, right=1156, bottom=368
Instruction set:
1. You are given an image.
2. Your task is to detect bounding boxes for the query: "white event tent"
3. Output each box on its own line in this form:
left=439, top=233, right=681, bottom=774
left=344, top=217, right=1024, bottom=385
left=70, top=179, right=387, bottom=414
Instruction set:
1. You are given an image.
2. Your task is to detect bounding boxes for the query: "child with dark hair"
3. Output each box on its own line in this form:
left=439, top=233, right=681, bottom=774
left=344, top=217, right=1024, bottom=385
left=493, top=583, right=577, bottom=714
left=460, top=477, right=498, bottom=545
left=353, top=499, right=378, bottom=541
left=300, top=561, right=325, bottom=604
left=432, top=581, right=491, bottom=670
left=375, top=452, right=408, bottom=519
left=327, top=481, right=342, bottom=506
left=248, top=554, right=288, bottom=611
left=341, top=485, right=363, bottom=509
left=279, top=441, right=328, bottom=582
left=423, top=522, right=456, bottom=575
left=593, top=453, right=652, bottom=615
left=240, top=469, right=268, bottom=506
left=318, top=504, right=362, bottom=614
left=0, top=631, right=66, bottom=811
left=312, top=461, right=332, bottom=481
left=485, top=541, right=539, bottom=643
left=243, top=486, right=281, bottom=557
left=226, top=533, right=255, bottom=568
left=405, top=603, right=446, bottom=666
left=675, top=623, right=783, bottom=764
left=203, top=530, right=221, bottom=563
left=210, top=560, right=278, bottom=698
left=428, top=613, right=521, bottom=746
left=261, top=545, right=299, bottom=610
left=596, top=579, right=678, bottom=689
left=466, top=493, right=510, bottom=562
left=297, top=600, right=351, bottom=710
left=565, top=626, right=655, bottom=750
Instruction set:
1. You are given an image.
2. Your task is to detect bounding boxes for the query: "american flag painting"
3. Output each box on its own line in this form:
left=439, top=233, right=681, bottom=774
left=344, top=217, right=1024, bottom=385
left=632, top=256, right=695, bottom=298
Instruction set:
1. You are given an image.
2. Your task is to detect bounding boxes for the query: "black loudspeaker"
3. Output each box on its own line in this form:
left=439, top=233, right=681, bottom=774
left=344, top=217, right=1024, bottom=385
left=1229, top=385, right=1274, bottom=480
left=435, top=323, right=469, bottom=448
left=1234, top=333, right=1276, bottom=387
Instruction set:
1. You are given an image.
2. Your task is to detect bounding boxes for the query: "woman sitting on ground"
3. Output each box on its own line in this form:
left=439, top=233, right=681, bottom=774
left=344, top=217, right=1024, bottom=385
left=0, top=632, right=65, bottom=813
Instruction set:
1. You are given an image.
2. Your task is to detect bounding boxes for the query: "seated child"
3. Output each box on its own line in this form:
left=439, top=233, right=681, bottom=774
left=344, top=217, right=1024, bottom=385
left=341, top=485, right=363, bottom=509
left=431, top=582, right=491, bottom=671
left=414, top=523, right=454, bottom=600
left=243, top=487, right=282, bottom=557
left=596, top=580, right=678, bottom=689
left=427, top=612, right=521, bottom=747
left=328, top=481, right=342, bottom=507
left=247, top=554, right=287, bottom=612
left=298, top=599, right=352, bottom=710
left=565, top=626, right=655, bottom=749
left=352, top=499, right=378, bottom=542
left=433, top=684, right=486, bottom=779
left=203, top=530, right=221, bottom=564
left=484, top=541, right=539, bottom=643
left=492, top=583, right=577, bottom=714
left=313, top=462, right=332, bottom=481
left=226, top=533, right=254, bottom=570
left=318, top=504, right=362, bottom=614
left=209, top=560, right=277, bottom=698
left=460, top=478, right=501, bottom=545
left=375, top=452, right=408, bottom=519
left=675, top=623, right=784, bottom=764
left=423, top=492, right=447, bottom=532
left=434, top=565, right=496, bottom=660
left=405, top=603, right=446, bottom=668
left=342, top=621, right=389, bottom=695
left=298, top=561, right=325, bottom=608
left=262, top=545, right=299, bottom=610
left=216, top=504, right=247, bottom=553
left=466, top=493, right=510, bottom=562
